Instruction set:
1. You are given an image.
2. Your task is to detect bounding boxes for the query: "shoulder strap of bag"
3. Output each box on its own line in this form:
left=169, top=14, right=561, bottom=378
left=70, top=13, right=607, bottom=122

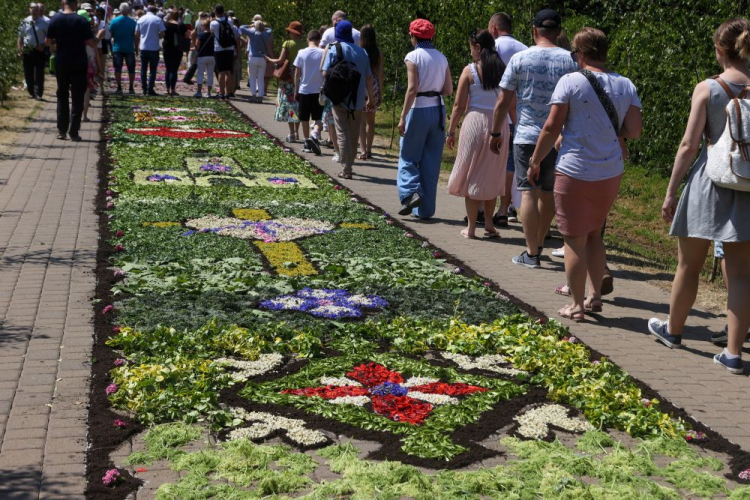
left=198, top=33, right=212, bottom=57
left=712, top=77, right=750, bottom=151
left=31, top=20, right=41, bottom=47
left=334, top=42, right=344, bottom=65
left=580, top=69, right=619, bottom=136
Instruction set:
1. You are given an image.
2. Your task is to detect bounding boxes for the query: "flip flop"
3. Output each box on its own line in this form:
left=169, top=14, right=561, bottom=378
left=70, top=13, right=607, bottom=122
left=460, top=229, right=477, bottom=240
left=554, top=284, right=571, bottom=297
left=484, top=231, right=501, bottom=239
left=558, top=305, right=585, bottom=323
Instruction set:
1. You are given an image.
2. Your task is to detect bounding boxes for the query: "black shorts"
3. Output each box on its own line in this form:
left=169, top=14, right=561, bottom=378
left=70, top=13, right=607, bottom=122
left=214, top=50, right=234, bottom=73
left=297, top=93, right=323, bottom=121
left=514, top=144, right=557, bottom=192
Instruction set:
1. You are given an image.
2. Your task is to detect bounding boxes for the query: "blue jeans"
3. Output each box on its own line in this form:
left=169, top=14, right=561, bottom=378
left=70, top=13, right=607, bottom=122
left=140, top=50, right=159, bottom=93
left=397, top=106, right=445, bottom=219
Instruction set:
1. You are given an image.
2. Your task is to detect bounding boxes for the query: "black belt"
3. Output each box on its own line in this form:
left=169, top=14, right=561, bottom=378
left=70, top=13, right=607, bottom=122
left=417, top=91, right=444, bottom=130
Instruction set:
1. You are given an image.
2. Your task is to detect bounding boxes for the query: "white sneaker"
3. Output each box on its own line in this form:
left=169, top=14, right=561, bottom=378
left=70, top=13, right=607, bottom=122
left=332, top=153, right=340, bottom=163
left=552, top=248, right=565, bottom=258
left=286, top=134, right=296, bottom=143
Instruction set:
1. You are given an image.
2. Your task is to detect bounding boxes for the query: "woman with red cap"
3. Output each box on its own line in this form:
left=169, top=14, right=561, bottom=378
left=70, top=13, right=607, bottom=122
left=397, top=19, right=453, bottom=219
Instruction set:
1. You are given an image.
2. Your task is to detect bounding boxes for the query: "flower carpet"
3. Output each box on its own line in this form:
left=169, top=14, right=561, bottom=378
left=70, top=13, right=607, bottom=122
left=90, top=94, right=750, bottom=499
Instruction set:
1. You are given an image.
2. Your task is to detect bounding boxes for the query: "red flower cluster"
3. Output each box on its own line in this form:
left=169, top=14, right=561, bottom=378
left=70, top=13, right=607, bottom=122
left=281, top=362, right=488, bottom=426
left=125, top=127, right=252, bottom=139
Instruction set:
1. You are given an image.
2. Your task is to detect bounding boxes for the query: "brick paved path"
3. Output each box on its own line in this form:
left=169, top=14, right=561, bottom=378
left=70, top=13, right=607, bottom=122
left=231, top=94, right=750, bottom=452
left=0, top=98, right=100, bottom=498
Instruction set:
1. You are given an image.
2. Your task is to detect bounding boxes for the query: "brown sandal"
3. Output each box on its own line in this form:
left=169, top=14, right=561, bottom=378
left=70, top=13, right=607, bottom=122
left=337, top=172, right=352, bottom=180
left=584, top=297, right=603, bottom=313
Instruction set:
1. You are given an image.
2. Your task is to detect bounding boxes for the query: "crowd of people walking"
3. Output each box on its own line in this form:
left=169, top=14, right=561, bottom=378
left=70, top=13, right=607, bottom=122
left=25, top=3, right=750, bottom=373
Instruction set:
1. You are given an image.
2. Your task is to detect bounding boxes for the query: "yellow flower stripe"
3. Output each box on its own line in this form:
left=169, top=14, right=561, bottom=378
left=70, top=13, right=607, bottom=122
left=254, top=241, right=317, bottom=276
left=143, top=221, right=182, bottom=228
left=232, top=208, right=272, bottom=220
left=340, top=223, right=375, bottom=229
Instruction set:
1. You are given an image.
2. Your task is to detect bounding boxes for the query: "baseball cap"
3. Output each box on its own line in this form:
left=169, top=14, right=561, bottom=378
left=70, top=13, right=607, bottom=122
left=77, top=9, right=91, bottom=21
left=533, top=9, right=561, bottom=30
left=81, top=2, right=93, bottom=10
left=334, top=20, right=353, bottom=43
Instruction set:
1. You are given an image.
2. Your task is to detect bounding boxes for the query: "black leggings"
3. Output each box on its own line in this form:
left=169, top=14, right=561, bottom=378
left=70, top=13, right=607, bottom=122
left=163, top=49, right=183, bottom=90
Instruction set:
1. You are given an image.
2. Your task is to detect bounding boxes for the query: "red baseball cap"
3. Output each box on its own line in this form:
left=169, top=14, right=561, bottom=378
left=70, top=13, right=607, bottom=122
left=409, top=19, right=435, bottom=39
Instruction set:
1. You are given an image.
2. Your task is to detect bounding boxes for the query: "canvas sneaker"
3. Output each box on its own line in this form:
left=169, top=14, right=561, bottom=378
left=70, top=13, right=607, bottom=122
left=714, top=352, right=744, bottom=374
left=647, top=318, right=682, bottom=349
left=309, top=138, right=322, bottom=155
left=398, top=193, right=422, bottom=216
left=302, top=139, right=313, bottom=153
left=512, top=251, right=541, bottom=269
left=552, top=248, right=565, bottom=258
left=331, top=153, right=340, bottom=163
left=508, top=206, right=518, bottom=222
left=710, top=325, right=750, bottom=344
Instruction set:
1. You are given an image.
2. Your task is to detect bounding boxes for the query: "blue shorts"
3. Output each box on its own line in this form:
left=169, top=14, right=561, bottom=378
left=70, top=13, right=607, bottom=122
left=514, top=143, right=557, bottom=192
left=113, top=52, right=135, bottom=75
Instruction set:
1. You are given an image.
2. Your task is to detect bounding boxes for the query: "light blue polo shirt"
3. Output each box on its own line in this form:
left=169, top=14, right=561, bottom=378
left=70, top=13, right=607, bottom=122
left=136, top=12, right=164, bottom=51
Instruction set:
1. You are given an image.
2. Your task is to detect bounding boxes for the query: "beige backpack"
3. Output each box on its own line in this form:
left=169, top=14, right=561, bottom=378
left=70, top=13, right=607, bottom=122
left=705, top=77, right=750, bottom=191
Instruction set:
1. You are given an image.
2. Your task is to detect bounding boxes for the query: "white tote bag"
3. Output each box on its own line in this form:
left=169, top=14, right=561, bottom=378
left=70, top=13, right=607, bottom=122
left=705, top=77, right=750, bottom=192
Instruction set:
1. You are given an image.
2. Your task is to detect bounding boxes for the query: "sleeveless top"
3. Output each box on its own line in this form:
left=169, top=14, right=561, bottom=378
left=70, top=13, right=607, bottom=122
left=467, top=63, right=499, bottom=111
left=670, top=78, right=750, bottom=242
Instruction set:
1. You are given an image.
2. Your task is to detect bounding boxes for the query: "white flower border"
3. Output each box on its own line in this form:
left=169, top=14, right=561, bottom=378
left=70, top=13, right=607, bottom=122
left=214, top=354, right=284, bottom=381
left=228, top=407, right=327, bottom=446
left=442, top=352, right=527, bottom=377
left=185, top=215, right=335, bottom=242
left=514, top=404, right=593, bottom=440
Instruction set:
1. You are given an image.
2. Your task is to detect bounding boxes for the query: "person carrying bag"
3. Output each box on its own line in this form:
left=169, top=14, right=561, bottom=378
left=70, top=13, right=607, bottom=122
left=705, top=76, right=750, bottom=191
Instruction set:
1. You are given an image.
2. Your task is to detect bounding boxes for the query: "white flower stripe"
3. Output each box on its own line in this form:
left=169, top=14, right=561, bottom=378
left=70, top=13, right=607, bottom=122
left=214, top=354, right=283, bottom=381
left=228, top=407, right=327, bottom=446
left=319, top=377, right=361, bottom=387
left=407, top=391, right=459, bottom=405
left=442, top=352, right=527, bottom=376
left=328, top=396, right=370, bottom=406
left=402, top=377, right=439, bottom=387
left=514, top=404, right=593, bottom=439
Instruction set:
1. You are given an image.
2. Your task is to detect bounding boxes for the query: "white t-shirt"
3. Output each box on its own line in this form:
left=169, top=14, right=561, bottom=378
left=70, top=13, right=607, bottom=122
left=294, top=46, right=325, bottom=94
left=404, top=47, right=449, bottom=109
left=136, top=12, right=165, bottom=51
left=210, top=16, right=237, bottom=52
left=319, top=26, right=360, bottom=48
left=550, top=71, right=642, bottom=181
left=494, top=35, right=527, bottom=66
left=500, top=46, right=578, bottom=144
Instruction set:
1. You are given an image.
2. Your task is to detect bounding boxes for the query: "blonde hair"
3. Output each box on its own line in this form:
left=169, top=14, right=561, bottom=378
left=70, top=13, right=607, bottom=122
left=572, top=27, right=609, bottom=62
left=254, top=20, right=264, bottom=31
left=714, top=18, right=750, bottom=62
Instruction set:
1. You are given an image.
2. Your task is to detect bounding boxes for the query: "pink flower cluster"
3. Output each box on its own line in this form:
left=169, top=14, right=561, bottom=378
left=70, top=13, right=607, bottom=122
left=106, top=384, right=118, bottom=396
left=113, top=419, right=128, bottom=428
left=102, top=468, right=120, bottom=486
left=685, top=430, right=706, bottom=442
left=740, top=469, right=750, bottom=481
left=113, top=358, right=126, bottom=366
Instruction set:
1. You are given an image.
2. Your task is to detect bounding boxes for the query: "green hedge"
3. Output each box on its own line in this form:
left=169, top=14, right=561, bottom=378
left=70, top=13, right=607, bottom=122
left=0, top=0, right=29, bottom=101
left=158, top=1, right=750, bottom=172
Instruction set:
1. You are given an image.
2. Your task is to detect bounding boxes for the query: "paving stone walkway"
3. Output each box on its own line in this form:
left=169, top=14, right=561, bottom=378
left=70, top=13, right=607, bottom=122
left=231, top=93, right=750, bottom=453
left=0, top=98, right=100, bottom=499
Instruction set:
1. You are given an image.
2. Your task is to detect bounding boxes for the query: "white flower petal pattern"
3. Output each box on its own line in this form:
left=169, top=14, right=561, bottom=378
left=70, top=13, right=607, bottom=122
left=442, top=352, right=527, bottom=376
left=228, top=407, right=327, bottom=446
left=214, top=354, right=283, bottom=381
left=514, top=404, right=593, bottom=439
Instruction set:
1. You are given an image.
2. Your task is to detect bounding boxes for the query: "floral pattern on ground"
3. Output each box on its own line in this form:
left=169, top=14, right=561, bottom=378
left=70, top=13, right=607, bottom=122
left=227, top=407, right=327, bottom=446
left=259, top=289, right=387, bottom=318
left=125, top=127, right=252, bottom=139
left=514, top=404, right=594, bottom=439
left=283, top=362, right=486, bottom=425
left=183, top=216, right=335, bottom=243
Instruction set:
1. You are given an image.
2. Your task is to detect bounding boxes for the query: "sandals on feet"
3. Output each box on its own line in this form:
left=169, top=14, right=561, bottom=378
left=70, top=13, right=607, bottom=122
left=337, top=172, right=352, bottom=180
left=558, top=305, right=585, bottom=323
left=584, top=297, right=603, bottom=313
left=554, top=284, right=571, bottom=297
left=484, top=230, right=500, bottom=239
left=460, top=229, right=477, bottom=240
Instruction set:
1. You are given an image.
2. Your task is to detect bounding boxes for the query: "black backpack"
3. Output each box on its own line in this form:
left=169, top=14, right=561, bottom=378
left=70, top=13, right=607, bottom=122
left=322, top=43, right=361, bottom=111
left=217, top=18, right=235, bottom=49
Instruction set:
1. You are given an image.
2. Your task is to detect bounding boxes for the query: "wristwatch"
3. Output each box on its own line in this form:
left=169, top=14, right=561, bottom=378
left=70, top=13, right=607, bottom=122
left=490, top=132, right=502, bottom=138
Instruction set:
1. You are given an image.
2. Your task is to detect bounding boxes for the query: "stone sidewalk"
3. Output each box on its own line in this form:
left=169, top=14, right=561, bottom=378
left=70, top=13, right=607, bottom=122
left=231, top=93, right=750, bottom=452
left=0, top=98, right=100, bottom=498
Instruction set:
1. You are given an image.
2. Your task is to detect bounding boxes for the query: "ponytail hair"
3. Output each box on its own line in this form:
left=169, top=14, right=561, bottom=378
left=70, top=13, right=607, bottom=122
left=714, top=18, right=750, bottom=62
left=471, top=29, right=505, bottom=91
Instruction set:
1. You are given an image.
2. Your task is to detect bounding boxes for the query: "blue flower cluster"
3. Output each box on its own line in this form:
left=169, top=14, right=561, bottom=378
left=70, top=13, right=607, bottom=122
left=370, top=382, right=408, bottom=397
left=200, top=163, right=232, bottom=172
left=259, top=288, right=388, bottom=319
left=267, top=176, right=299, bottom=184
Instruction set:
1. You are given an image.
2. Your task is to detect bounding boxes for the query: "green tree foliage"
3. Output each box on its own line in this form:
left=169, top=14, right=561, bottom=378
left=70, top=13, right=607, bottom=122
left=0, top=0, right=29, bottom=101
left=179, top=0, right=750, bottom=174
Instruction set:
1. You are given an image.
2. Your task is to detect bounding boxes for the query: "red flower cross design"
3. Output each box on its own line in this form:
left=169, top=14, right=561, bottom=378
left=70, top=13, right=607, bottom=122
left=281, top=362, right=487, bottom=425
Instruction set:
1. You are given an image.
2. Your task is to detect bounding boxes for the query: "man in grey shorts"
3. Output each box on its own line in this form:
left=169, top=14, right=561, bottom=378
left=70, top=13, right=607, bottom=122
left=489, top=9, right=577, bottom=268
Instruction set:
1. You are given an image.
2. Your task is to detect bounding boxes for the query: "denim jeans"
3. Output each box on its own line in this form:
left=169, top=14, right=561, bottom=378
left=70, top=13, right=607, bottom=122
left=397, top=106, right=445, bottom=219
left=140, top=50, right=159, bottom=93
